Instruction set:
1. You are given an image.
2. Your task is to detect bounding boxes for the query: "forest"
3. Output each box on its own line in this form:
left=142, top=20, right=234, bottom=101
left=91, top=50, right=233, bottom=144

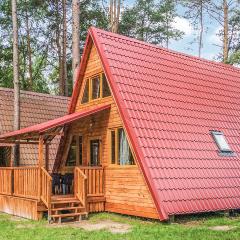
left=0, top=0, right=240, bottom=97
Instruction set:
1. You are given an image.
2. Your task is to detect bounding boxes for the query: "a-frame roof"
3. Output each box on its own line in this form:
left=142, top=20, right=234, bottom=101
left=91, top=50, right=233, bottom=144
left=70, top=27, right=240, bottom=220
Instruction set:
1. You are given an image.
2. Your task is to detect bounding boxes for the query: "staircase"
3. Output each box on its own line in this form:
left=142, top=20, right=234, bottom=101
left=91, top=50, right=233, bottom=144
left=49, top=195, right=88, bottom=223
left=41, top=167, right=88, bottom=224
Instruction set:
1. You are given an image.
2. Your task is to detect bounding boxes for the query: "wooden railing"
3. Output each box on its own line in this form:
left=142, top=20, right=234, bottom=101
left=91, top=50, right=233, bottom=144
left=40, top=167, right=52, bottom=208
left=0, top=168, right=13, bottom=195
left=74, top=167, right=87, bottom=207
left=13, top=167, right=40, bottom=199
left=0, top=167, right=52, bottom=206
left=79, top=166, right=104, bottom=196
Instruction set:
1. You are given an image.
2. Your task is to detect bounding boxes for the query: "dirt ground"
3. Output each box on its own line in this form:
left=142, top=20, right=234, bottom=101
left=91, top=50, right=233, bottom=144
left=49, top=219, right=132, bottom=234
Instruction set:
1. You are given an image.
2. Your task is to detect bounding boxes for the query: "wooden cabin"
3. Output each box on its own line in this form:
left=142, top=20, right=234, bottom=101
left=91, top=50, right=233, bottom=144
left=1, top=27, right=240, bottom=222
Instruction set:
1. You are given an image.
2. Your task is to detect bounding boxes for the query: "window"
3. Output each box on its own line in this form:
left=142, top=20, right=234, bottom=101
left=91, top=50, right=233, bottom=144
left=91, top=76, right=101, bottom=100
left=111, top=130, right=116, bottom=164
left=66, top=136, right=83, bottom=166
left=90, top=139, right=100, bottom=166
left=0, top=147, right=11, bottom=167
left=81, top=79, right=89, bottom=104
left=211, top=131, right=233, bottom=154
left=110, top=128, right=135, bottom=165
left=81, top=73, right=111, bottom=104
left=102, top=74, right=111, bottom=97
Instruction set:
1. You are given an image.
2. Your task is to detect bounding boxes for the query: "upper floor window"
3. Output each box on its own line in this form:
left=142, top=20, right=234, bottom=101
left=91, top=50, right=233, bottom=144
left=81, top=73, right=111, bottom=104
left=211, top=131, right=234, bottom=155
left=110, top=128, right=135, bottom=165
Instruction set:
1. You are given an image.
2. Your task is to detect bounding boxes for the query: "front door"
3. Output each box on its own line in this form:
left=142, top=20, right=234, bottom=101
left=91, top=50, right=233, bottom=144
left=90, top=139, right=101, bottom=166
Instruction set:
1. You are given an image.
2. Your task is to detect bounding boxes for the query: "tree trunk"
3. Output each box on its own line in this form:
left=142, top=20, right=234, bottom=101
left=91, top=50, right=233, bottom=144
left=109, top=0, right=113, bottom=30
left=56, top=0, right=64, bottom=96
left=115, top=0, right=121, bottom=33
left=26, top=10, right=33, bottom=90
left=110, top=0, right=121, bottom=33
left=62, top=0, right=68, bottom=96
left=12, top=0, right=20, bottom=166
left=72, top=0, right=80, bottom=84
left=223, top=0, right=229, bottom=63
left=199, top=0, right=203, bottom=57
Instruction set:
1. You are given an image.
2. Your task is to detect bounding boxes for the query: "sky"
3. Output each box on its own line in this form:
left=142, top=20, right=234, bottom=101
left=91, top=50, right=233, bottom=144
left=124, top=0, right=222, bottom=61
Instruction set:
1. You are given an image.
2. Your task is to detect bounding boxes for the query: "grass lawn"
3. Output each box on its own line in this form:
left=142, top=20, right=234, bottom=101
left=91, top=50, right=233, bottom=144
left=0, top=212, right=240, bottom=240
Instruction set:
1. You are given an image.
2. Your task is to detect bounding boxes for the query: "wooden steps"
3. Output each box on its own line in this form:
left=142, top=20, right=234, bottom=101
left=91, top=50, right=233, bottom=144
left=49, top=195, right=88, bottom=223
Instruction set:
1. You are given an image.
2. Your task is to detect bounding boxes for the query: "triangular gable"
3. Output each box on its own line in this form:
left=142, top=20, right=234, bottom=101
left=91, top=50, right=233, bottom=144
left=69, top=28, right=166, bottom=220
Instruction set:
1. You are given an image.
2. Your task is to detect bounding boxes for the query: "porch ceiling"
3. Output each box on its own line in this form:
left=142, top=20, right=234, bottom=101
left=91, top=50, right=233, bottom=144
left=0, top=104, right=111, bottom=144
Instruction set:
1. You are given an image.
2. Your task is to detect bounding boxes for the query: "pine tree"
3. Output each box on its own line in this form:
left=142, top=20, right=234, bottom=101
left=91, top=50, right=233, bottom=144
left=119, top=0, right=183, bottom=46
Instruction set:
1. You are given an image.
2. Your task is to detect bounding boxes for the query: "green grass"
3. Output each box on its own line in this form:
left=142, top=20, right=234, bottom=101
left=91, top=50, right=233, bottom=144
left=0, top=212, right=240, bottom=240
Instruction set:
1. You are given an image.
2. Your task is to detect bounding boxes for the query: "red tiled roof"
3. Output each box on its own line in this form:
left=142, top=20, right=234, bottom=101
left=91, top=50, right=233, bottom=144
left=0, top=88, right=69, bottom=168
left=83, top=27, right=240, bottom=220
left=0, top=104, right=111, bottom=140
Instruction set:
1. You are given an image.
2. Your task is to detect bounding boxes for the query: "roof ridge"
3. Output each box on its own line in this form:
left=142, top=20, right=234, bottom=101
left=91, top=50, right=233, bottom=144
left=91, top=27, right=240, bottom=74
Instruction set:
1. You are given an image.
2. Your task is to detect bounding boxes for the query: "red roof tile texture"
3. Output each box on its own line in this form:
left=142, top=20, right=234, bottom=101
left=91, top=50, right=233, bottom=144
left=0, top=88, right=69, bottom=169
left=89, top=27, right=240, bottom=219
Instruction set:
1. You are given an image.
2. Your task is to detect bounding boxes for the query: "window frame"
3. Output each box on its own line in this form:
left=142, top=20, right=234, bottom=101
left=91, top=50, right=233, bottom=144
left=87, top=136, right=102, bottom=166
left=109, top=127, right=135, bottom=166
left=65, top=135, right=83, bottom=166
left=211, top=131, right=234, bottom=155
left=81, top=72, right=111, bottom=104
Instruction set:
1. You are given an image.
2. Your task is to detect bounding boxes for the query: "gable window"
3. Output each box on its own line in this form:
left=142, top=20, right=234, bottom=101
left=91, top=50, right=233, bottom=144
left=102, top=74, right=111, bottom=97
left=81, top=79, right=89, bottom=104
left=211, top=131, right=233, bottom=155
left=81, top=73, right=111, bottom=104
left=110, top=128, right=135, bottom=165
left=91, top=76, right=101, bottom=100
left=66, top=136, right=83, bottom=166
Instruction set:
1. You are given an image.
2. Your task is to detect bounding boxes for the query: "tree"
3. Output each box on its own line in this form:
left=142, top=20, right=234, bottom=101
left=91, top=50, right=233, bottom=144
left=181, top=0, right=212, bottom=57
left=227, top=9, right=240, bottom=64
left=11, top=0, right=20, bottom=166
left=72, top=0, right=80, bottom=83
left=62, top=0, right=68, bottom=96
left=119, top=0, right=183, bottom=46
left=207, top=0, right=239, bottom=62
left=0, top=0, right=108, bottom=96
left=109, top=0, right=121, bottom=33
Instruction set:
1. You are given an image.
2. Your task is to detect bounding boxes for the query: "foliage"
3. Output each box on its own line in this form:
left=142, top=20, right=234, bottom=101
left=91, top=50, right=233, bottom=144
left=119, top=0, right=183, bottom=47
left=227, top=9, right=240, bottom=64
left=0, top=0, right=108, bottom=95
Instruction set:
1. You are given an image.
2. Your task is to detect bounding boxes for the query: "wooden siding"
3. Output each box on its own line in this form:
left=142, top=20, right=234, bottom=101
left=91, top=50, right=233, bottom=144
left=62, top=44, right=159, bottom=219
left=0, top=195, right=39, bottom=220
left=105, top=166, right=159, bottom=219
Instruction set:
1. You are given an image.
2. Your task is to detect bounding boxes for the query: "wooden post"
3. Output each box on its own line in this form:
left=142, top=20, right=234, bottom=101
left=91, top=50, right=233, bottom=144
left=45, top=143, right=49, bottom=172
left=38, top=136, right=44, bottom=168
left=38, top=136, right=44, bottom=200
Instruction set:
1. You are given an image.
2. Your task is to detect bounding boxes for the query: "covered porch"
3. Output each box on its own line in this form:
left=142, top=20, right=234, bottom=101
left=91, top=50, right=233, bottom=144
left=0, top=104, right=110, bottom=222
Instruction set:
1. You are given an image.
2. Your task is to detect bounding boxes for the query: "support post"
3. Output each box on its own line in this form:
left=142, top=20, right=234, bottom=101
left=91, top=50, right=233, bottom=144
left=168, top=215, right=175, bottom=224
left=45, top=143, right=49, bottom=172
left=38, top=136, right=44, bottom=168
left=38, top=136, right=44, bottom=200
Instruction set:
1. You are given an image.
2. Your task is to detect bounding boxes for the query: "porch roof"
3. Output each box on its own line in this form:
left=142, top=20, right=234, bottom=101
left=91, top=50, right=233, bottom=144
left=0, top=104, right=111, bottom=143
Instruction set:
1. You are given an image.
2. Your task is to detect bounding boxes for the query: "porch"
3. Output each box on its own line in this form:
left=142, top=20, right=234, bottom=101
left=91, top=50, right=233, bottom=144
left=0, top=105, right=110, bottom=222
left=0, top=165, right=105, bottom=222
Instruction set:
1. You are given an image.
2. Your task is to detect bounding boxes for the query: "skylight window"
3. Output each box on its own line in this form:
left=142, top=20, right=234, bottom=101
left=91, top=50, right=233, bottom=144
left=211, top=131, right=233, bottom=154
